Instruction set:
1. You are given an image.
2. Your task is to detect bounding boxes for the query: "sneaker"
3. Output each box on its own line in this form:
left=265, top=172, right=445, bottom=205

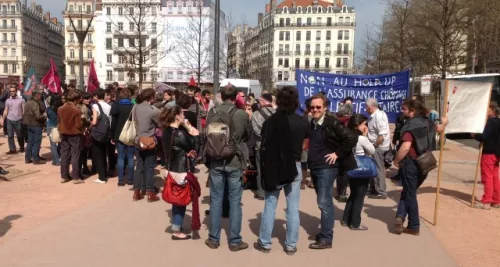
left=395, top=216, right=404, bottom=235
left=93, top=178, right=107, bottom=184
left=73, top=179, right=85, bottom=184
left=229, top=241, right=249, bottom=252
left=60, top=178, right=71, bottom=183
left=308, top=241, right=332, bottom=250
left=284, top=247, right=297, bottom=256
left=368, top=194, right=388, bottom=200
left=205, top=239, right=220, bottom=249
left=492, top=204, right=500, bottom=209
left=254, top=195, right=264, bottom=201
left=474, top=202, right=491, bottom=210
left=349, top=225, right=369, bottom=231
left=126, top=180, right=134, bottom=186
left=253, top=241, right=270, bottom=253
left=117, top=182, right=126, bottom=187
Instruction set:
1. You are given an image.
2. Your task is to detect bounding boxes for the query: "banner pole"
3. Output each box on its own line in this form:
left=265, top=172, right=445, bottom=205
left=470, top=87, right=493, bottom=207
left=433, top=80, right=449, bottom=226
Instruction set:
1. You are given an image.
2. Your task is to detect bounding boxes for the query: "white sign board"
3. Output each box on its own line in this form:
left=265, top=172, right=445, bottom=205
left=445, top=80, right=492, bottom=134
left=421, top=78, right=432, bottom=95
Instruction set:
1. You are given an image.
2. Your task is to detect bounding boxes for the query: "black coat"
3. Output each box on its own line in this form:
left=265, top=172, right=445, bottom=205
left=322, top=113, right=358, bottom=171
left=163, top=127, right=198, bottom=173
left=110, top=101, right=134, bottom=142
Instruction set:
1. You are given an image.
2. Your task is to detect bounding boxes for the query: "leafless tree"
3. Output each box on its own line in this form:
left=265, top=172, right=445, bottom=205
left=174, top=3, right=213, bottom=85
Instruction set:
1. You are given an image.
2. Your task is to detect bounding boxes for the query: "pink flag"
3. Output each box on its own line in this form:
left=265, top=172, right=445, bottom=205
left=41, top=58, right=61, bottom=93
left=87, top=59, right=99, bottom=93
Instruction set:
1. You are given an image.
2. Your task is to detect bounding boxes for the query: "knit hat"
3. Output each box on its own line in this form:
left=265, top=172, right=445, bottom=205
left=261, top=93, right=273, bottom=103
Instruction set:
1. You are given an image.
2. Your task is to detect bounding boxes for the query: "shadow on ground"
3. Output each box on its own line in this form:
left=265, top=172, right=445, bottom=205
left=0, top=215, right=22, bottom=238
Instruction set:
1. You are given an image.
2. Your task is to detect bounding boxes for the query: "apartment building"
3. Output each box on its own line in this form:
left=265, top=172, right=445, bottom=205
left=0, top=0, right=64, bottom=87
left=63, top=0, right=97, bottom=87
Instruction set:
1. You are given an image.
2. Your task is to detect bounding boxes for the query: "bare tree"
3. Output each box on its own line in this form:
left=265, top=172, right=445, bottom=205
left=174, top=3, right=213, bottom=84
left=110, top=0, right=171, bottom=90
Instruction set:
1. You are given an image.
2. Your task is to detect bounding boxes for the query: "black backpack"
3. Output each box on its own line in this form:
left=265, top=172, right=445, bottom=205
left=91, top=103, right=110, bottom=142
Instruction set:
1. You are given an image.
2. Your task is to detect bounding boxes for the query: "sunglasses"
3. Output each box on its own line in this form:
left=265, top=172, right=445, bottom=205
left=310, top=105, right=323, bottom=110
left=10, top=91, right=16, bottom=93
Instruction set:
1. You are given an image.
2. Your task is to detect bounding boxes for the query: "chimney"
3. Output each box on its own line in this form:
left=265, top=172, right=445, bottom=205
left=258, top=13, right=263, bottom=24
left=44, top=12, right=50, bottom=21
left=292, top=0, right=297, bottom=8
left=271, top=0, right=277, bottom=10
left=51, top=17, right=58, bottom=24
left=336, top=0, right=344, bottom=7
left=313, top=0, right=319, bottom=6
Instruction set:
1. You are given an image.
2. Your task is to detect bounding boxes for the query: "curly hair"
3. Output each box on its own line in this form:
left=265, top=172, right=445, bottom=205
left=276, top=86, right=299, bottom=114
left=159, top=106, right=183, bottom=129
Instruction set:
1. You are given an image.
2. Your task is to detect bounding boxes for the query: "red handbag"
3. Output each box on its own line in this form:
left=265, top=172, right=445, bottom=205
left=162, top=172, right=192, bottom=206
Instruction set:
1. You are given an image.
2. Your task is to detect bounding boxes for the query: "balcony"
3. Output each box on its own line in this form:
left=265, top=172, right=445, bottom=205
left=274, top=22, right=356, bottom=28
left=295, top=51, right=301, bottom=56
left=0, top=55, right=19, bottom=62
left=335, top=51, right=353, bottom=56
left=66, top=26, right=94, bottom=32
left=0, top=10, right=21, bottom=16
left=1, top=40, right=17, bottom=46
left=314, top=51, right=322, bottom=56
left=324, top=51, right=332, bottom=56
left=336, top=64, right=350, bottom=69
left=0, top=25, right=17, bottom=31
left=66, top=57, right=92, bottom=63
left=304, top=51, right=311, bottom=56
left=296, top=66, right=332, bottom=72
left=64, top=10, right=94, bottom=17
left=276, top=51, right=291, bottom=56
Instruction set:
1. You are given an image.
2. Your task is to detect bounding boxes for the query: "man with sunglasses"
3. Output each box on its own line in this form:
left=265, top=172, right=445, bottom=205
left=1, top=86, right=25, bottom=154
left=307, top=93, right=358, bottom=250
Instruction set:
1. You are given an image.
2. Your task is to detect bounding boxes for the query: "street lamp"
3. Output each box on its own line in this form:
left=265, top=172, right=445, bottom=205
left=213, top=0, right=221, bottom=94
left=67, top=8, right=94, bottom=91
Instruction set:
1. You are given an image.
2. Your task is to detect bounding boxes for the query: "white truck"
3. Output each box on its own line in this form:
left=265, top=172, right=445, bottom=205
left=220, top=79, right=262, bottom=100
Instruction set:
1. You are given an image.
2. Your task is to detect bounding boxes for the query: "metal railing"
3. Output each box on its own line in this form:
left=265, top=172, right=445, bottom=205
left=275, top=22, right=356, bottom=28
left=0, top=25, right=17, bottom=30
left=334, top=51, right=353, bottom=56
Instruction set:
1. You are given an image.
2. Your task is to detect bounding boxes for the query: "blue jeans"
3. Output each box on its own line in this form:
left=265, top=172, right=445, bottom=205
left=116, top=141, right=135, bottom=183
left=396, top=158, right=425, bottom=230
left=7, top=119, right=24, bottom=151
left=25, top=126, right=42, bottom=162
left=208, top=166, right=243, bottom=245
left=47, top=126, right=60, bottom=164
left=259, top=162, right=302, bottom=250
left=172, top=205, right=187, bottom=232
left=311, top=167, right=338, bottom=244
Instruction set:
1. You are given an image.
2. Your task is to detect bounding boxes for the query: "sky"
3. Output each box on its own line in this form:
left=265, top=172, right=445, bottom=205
left=34, top=0, right=386, bottom=62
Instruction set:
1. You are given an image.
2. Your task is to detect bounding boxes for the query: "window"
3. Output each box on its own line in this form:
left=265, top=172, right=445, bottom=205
left=106, top=70, right=113, bottom=81
left=119, top=55, right=125, bottom=64
left=327, top=17, right=332, bottom=26
left=316, top=17, right=322, bottom=25
left=326, top=31, right=331, bottom=41
left=278, top=71, right=283, bottom=81
left=10, top=33, right=15, bottom=41
left=325, top=58, right=330, bottom=68
left=278, top=58, right=283, bottom=66
left=11, top=48, right=15, bottom=56
left=279, top=18, right=284, bottom=27
left=338, top=30, right=343, bottom=40
left=151, top=70, right=157, bottom=81
left=306, top=31, right=311, bottom=41
left=140, top=38, right=146, bottom=46
left=118, top=7, right=123, bottom=15
left=129, top=38, right=135, bottom=47
left=284, top=59, right=289, bottom=68
left=295, top=44, right=300, bottom=52
left=343, top=58, right=348, bottom=67
left=167, top=71, right=173, bottom=80
left=305, top=59, right=310, bottom=68
left=118, top=71, right=124, bottom=81
left=152, top=22, right=157, bottom=33
left=70, top=49, right=75, bottom=58
left=284, top=71, right=289, bottom=81
left=325, top=44, right=331, bottom=54
left=316, top=30, right=321, bottom=41
left=2, top=20, right=6, bottom=28
left=129, top=22, right=134, bottom=31
left=297, top=18, right=302, bottom=25
left=118, top=22, right=123, bottom=31
left=343, top=44, right=349, bottom=54
left=279, top=31, right=284, bottom=41
left=106, top=54, right=112, bottom=63
left=345, top=17, right=351, bottom=23
left=306, top=17, right=312, bottom=26
left=336, top=58, right=341, bottom=67
left=296, top=31, right=301, bottom=41
left=151, top=38, right=157, bottom=49
left=2, top=48, right=6, bottom=56
left=337, top=43, right=342, bottom=53
left=305, top=44, right=311, bottom=52
left=285, top=31, right=290, bottom=41
left=87, top=34, right=92, bottom=43
left=106, top=22, right=111, bottom=32
left=70, top=64, right=75, bottom=74
left=129, top=7, right=134, bottom=15
left=295, top=58, right=300, bottom=68
left=106, top=7, right=111, bottom=15
left=106, top=38, right=112, bottom=49
left=3, top=64, right=7, bottom=73
left=177, top=71, right=183, bottom=79
left=142, top=73, right=147, bottom=81
left=152, top=6, right=157, bottom=15
left=2, top=33, right=6, bottom=41
left=10, top=19, right=15, bottom=27
left=315, top=44, right=320, bottom=53
left=140, top=22, right=145, bottom=31
left=118, top=38, right=124, bottom=47
left=87, top=50, right=92, bottom=59
left=151, top=54, right=157, bottom=63
left=344, top=30, right=349, bottom=40
left=167, top=5, right=173, bottom=14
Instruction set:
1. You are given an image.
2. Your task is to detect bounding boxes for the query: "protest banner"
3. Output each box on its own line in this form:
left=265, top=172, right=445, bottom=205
left=295, top=69, right=411, bottom=123
left=433, top=80, right=493, bottom=225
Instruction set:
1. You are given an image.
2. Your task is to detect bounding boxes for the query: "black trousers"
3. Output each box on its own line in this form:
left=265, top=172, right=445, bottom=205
left=60, top=134, right=82, bottom=180
left=336, top=174, right=349, bottom=196
left=79, top=146, right=90, bottom=172
left=107, top=142, right=116, bottom=171
left=92, top=139, right=108, bottom=181
left=342, top=178, right=369, bottom=228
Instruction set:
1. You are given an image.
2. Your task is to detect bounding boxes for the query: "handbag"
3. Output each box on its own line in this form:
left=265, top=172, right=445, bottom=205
left=118, top=106, right=137, bottom=146
left=162, top=130, right=192, bottom=206
left=416, top=123, right=438, bottom=175
left=49, top=128, right=61, bottom=143
left=346, top=154, right=378, bottom=179
left=138, top=136, right=156, bottom=150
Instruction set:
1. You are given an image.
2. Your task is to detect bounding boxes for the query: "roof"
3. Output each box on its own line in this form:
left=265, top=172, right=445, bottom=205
left=277, top=0, right=338, bottom=9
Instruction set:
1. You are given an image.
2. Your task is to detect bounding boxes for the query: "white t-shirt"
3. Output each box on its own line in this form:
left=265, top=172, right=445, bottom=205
left=92, top=101, right=112, bottom=124
left=367, top=109, right=391, bottom=150
left=355, top=136, right=376, bottom=156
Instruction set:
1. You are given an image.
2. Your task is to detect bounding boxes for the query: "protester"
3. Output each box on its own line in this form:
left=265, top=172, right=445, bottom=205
left=335, top=103, right=354, bottom=202
left=341, top=114, right=375, bottom=230
left=205, top=84, right=249, bottom=252
left=163, top=89, right=174, bottom=105
left=79, top=92, right=92, bottom=175
left=301, top=98, right=313, bottom=190
left=200, top=89, right=212, bottom=129
left=186, top=86, right=204, bottom=131
left=105, top=88, right=117, bottom=176
left=58, top=90, right=84, bottom=184
left=251, top=93, right=276, bottom=200
left=161, top=105, right=200, bottom=240
left=254, top=87, right=309, bottom=255
left=0, top=84, right=9, bottom=136
left=47, top=95, right=63, bottom=166
left=472, top=102, right=500, bottom=210
left=110, top=88, right=135, bottom=187
left=177, top=94, right=197, bottom=129
left=393, top=99, right=448, bottom=235
left=22, top=90, right=46, bottom=164
left=2, top=86, right=25, bottom=154
left=133, top=88, right=161, bottom=202
left=307, top=93, right=357, bottom=249
left=90, top=89, right=112, bottom=184
left=365, top=98, right=391, bottom=199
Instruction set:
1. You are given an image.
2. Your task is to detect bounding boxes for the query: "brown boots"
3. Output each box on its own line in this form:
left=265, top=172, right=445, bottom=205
left=133, top=190, right=144, bottom=201
left=147, top=192, right=160, bottom=202
left=133, top=190, right=160, bottom=202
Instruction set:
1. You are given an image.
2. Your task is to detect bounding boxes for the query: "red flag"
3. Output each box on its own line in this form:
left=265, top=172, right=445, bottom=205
left=87, top=59, right=99, bottom=93
left=188, top=76, right=197, bottom=87
left=41, top=58, right=61, bottom=94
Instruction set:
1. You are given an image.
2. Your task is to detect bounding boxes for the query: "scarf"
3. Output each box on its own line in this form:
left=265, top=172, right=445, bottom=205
left=184, top=172, right=201, bottom=231
left=119, top=99, right=132, bottom=105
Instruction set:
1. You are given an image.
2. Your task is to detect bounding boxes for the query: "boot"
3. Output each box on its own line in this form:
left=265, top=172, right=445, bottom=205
left=147, top=191, right=160, bottom=202
left=133, top=190, right=144, bottom=201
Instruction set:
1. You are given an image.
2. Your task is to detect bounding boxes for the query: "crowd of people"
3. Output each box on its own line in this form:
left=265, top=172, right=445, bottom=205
left=1, top=81, right=499, bottom=255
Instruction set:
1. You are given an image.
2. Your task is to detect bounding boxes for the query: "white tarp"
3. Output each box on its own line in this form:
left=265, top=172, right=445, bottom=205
left=445, top=80, right=492, bottom=134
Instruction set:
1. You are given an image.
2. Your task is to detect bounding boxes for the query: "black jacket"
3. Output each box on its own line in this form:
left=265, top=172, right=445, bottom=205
left=475, top=116, right=500, bottom=155
left=163, top=127, right=198, bottom=173
left=321, top=113, right=359, bottom=171
left=110, top=101, right=134, bottom=142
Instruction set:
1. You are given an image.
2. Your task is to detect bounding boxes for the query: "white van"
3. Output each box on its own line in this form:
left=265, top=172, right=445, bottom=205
left=220, top=79, right=262, bottom=100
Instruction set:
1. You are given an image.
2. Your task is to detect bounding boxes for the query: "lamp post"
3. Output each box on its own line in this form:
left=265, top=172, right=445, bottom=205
left=213, top=0, right=221, bottom=95
left=67, top=9, right=94, bottom=91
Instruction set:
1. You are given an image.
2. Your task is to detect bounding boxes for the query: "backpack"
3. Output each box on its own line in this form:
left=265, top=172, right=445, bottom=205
left=91, top=103, right=110, bottom=142
left=250, top=108, right=273, bottom=143
left=203, top=106, right=238, bottom=161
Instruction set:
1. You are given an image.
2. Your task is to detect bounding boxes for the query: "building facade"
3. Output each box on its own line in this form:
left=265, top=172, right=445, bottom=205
left=63, top=0, right=97, bottom=88
left=0, top=0, right=64, bottom=88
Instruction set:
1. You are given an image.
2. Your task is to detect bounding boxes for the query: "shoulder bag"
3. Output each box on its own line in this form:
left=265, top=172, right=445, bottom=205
left=417, top=124, right=437, bottom=175
left=162, top=130, right=192, bottom=206
left=346, top=149, right=378, bottom=179
left=118, top=105, right=137, bottom=146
